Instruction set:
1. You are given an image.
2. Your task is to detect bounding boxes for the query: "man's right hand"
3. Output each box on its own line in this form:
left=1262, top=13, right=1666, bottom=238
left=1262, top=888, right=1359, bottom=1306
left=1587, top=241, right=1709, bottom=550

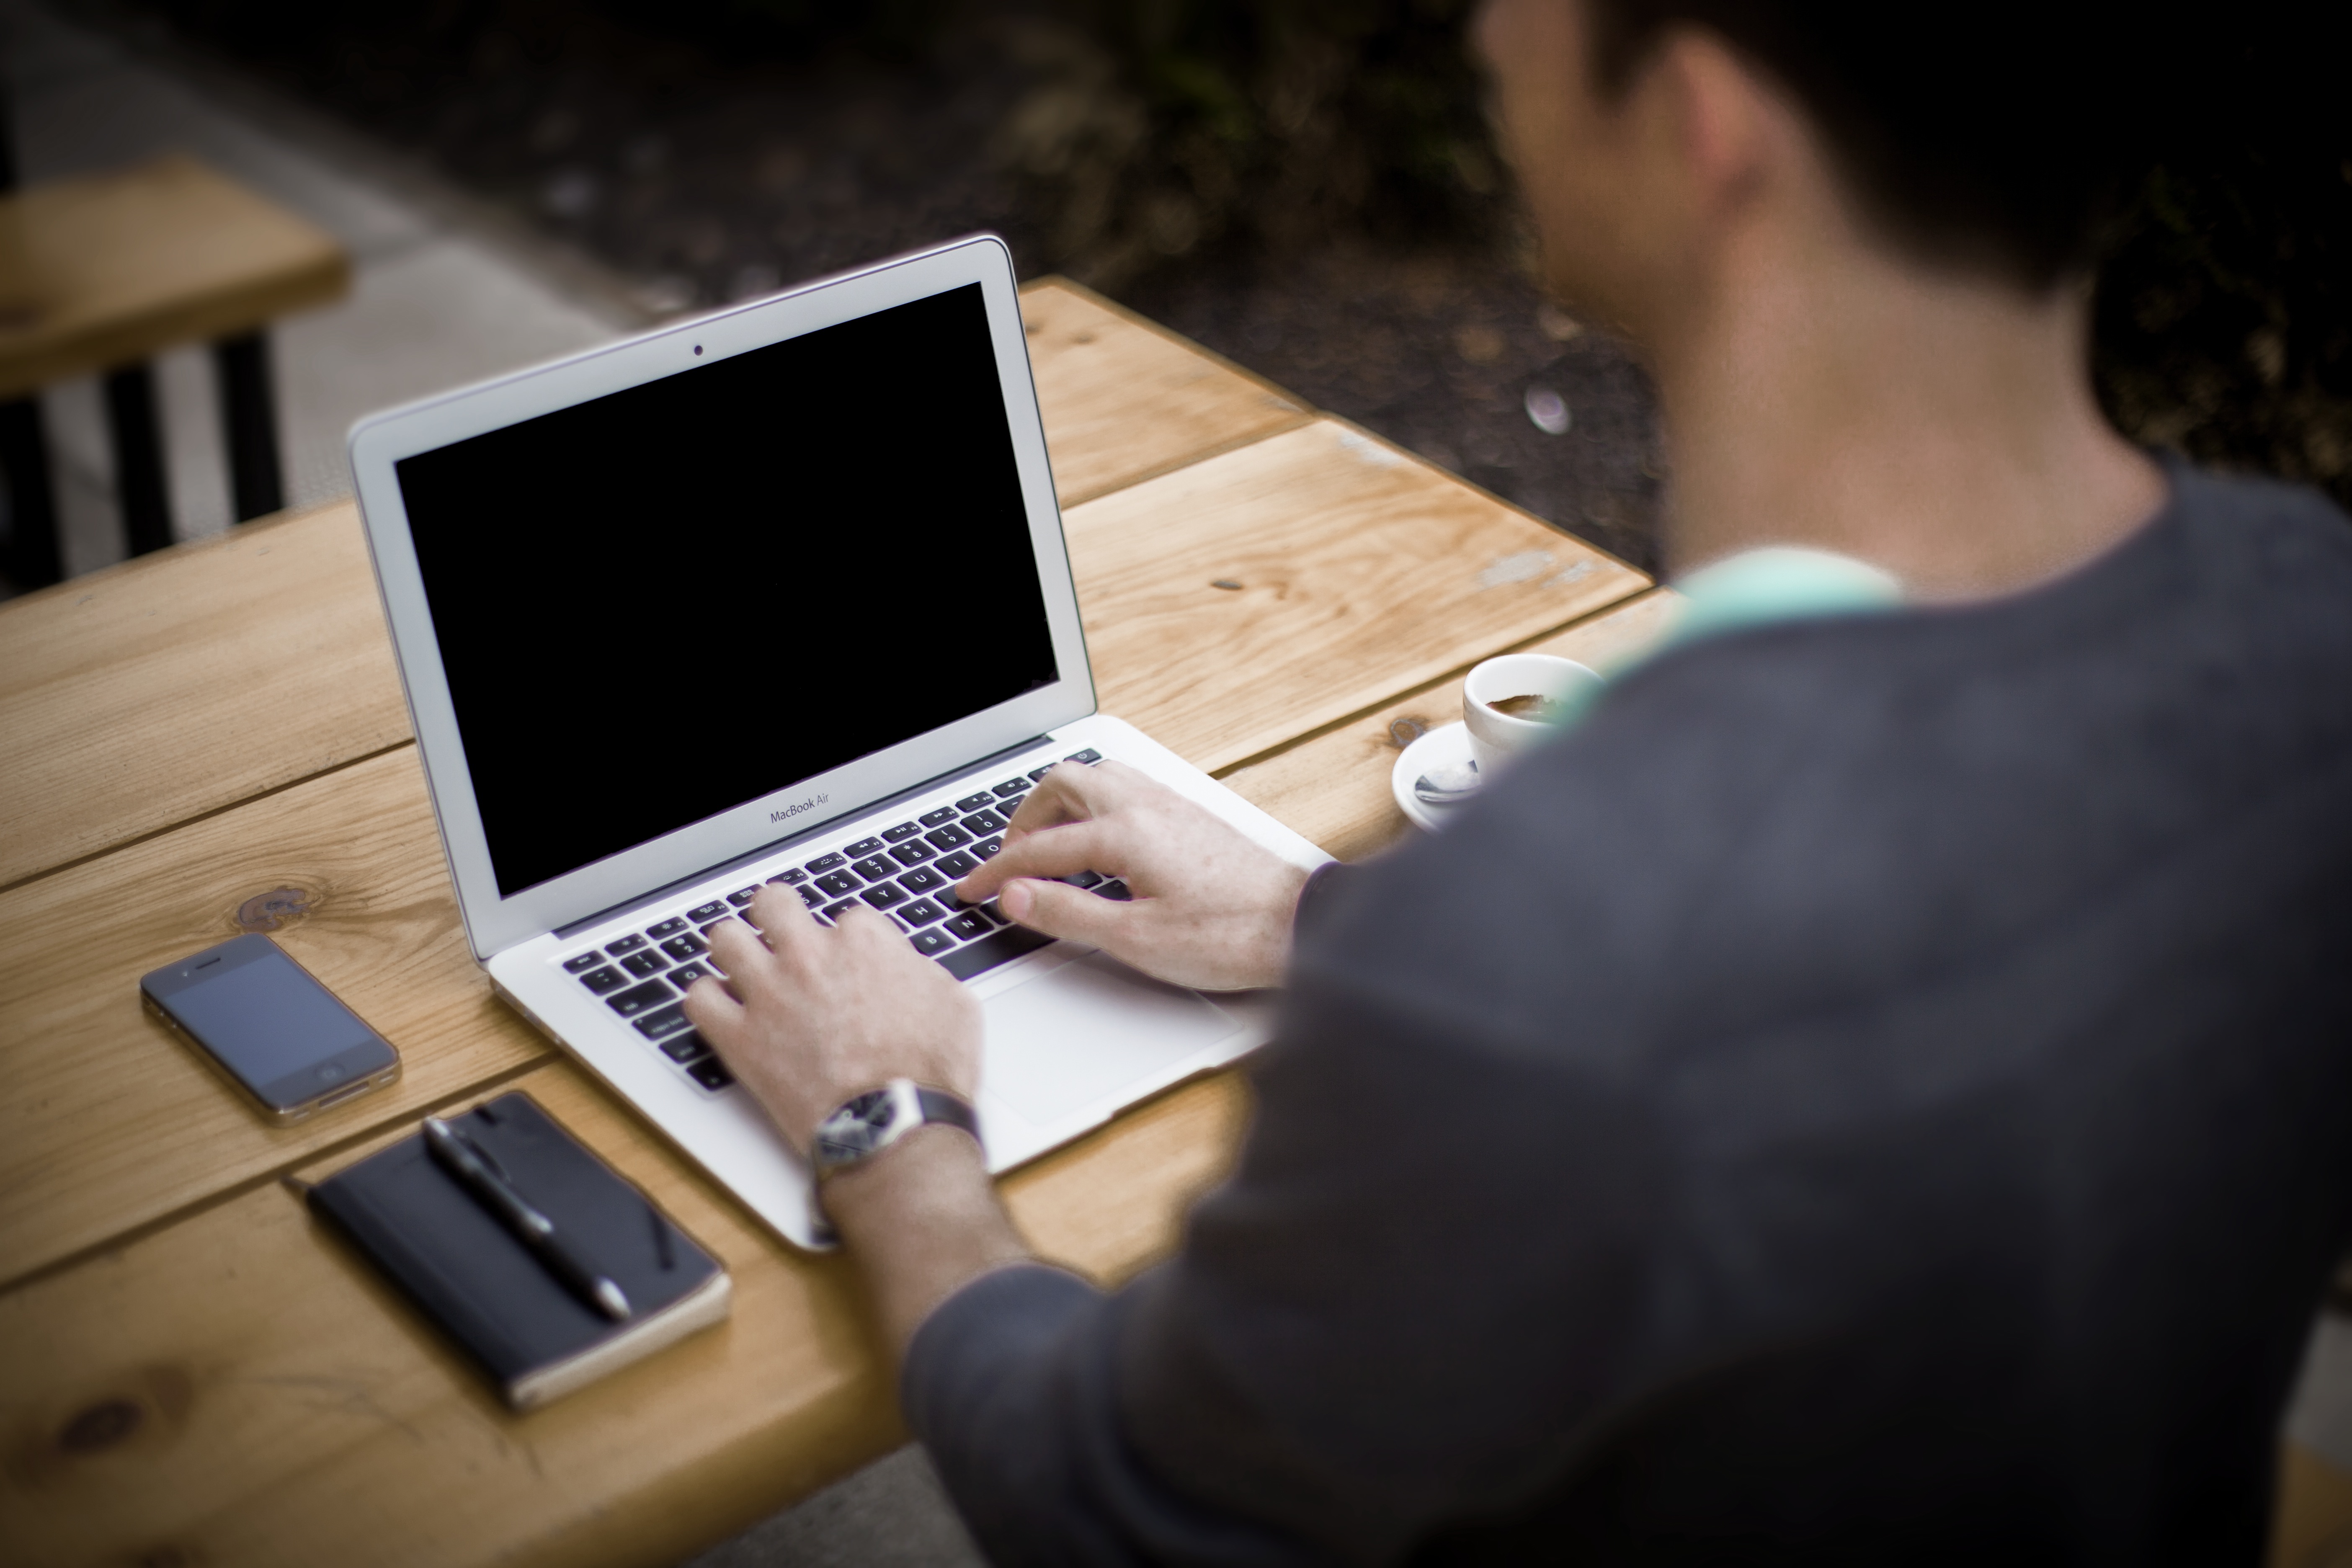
left=954, top=760, right=1313, bottom=992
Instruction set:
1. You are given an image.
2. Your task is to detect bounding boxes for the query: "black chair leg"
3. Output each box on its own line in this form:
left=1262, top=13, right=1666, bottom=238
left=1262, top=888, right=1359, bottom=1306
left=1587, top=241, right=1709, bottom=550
left=103, top=362, right=174, bottom=557
left=0, top=395, right=62, bottom=588
left=214, top=331, right=284, bottom=521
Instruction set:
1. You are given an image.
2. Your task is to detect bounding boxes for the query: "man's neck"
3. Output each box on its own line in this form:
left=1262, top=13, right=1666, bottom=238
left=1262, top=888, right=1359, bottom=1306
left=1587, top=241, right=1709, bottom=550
left=1651, top=235, right=2167, bottom=603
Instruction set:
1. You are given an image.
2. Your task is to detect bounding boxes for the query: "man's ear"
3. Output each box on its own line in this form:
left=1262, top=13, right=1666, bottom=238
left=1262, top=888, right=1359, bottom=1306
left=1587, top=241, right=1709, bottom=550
left=1656, top=28, right=1778, bottom=229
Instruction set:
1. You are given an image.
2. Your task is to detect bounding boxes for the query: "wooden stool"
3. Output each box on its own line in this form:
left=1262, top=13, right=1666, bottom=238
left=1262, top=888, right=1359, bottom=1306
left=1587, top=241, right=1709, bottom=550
left=0, top=152, right=349, bottom=588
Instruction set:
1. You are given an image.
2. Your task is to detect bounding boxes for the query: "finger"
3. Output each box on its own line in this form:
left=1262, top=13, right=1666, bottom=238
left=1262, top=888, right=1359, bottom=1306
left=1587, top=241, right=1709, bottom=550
left=1000, top=764, right=1095, bottom=838
left=681, top=970, right=746, bottom=1049
left=959, top=817, right=1125, bottom=900
left=750, top=882, right=824, bottom=967
left=998, top=875, right=1132, bottom=948
left=703, top=917, right=776, bottom=998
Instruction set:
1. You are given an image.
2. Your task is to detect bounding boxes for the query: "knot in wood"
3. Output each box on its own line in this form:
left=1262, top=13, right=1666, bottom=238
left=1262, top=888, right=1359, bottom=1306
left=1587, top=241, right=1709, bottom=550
left=58, top=1397, right=143, bottom=1454
left=236, top=886, right=313, bottom=932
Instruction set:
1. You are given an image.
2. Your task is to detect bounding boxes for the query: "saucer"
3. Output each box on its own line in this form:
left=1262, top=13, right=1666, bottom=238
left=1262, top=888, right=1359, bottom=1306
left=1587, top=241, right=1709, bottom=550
left=1390, top=721, right=1480, bottom=833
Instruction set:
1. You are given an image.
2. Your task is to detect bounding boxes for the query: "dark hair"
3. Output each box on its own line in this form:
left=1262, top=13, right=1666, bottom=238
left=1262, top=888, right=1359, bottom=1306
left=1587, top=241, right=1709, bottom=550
left=1582, top=1, right=2153, bottom=291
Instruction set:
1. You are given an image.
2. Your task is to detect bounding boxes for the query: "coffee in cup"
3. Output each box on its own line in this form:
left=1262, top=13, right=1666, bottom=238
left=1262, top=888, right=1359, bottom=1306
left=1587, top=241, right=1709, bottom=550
left=1462, top=653, right=1601, bottom=776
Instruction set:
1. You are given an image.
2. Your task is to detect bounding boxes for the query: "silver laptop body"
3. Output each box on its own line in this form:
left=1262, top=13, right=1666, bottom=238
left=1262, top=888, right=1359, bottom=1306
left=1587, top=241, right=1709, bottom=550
left=349, top=235, right=1328, bottom=1249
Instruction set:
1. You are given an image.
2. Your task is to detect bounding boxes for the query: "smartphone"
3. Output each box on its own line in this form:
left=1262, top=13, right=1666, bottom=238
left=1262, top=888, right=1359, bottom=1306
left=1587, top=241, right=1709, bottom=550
left=142, top=934, right=401, bottom=1124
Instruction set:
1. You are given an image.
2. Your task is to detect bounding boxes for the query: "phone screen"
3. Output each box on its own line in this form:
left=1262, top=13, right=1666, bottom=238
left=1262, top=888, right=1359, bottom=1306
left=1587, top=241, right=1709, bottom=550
left=144, top=935, right=398, bottom=1110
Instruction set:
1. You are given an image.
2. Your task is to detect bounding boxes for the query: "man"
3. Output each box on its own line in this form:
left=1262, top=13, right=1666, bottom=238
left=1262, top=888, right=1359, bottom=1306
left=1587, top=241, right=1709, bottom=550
left=686, top=0, right=2352, bottom=1558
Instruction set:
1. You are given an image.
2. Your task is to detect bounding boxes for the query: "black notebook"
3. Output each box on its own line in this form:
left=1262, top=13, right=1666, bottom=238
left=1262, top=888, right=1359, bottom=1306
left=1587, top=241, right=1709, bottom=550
left=309, top=1092, right=731, bottom=1410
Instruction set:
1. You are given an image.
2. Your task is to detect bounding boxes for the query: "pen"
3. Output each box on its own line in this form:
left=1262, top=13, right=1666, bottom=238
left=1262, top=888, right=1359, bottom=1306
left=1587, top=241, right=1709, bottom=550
left=422, top=1115, right=632, bottom=1322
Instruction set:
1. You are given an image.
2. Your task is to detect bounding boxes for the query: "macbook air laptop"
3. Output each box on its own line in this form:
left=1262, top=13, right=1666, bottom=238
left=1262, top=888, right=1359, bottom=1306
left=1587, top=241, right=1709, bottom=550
left=349, top=235, right=1329, bottom=1249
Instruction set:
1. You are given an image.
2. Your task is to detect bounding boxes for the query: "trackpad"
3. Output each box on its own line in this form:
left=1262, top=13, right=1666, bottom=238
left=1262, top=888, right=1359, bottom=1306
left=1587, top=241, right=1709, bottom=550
left=981, top=953, right=1239, bottom=1127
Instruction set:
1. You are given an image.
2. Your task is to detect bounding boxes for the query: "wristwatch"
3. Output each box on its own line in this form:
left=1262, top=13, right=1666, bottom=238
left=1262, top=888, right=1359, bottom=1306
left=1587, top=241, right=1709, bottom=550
left=809, top=1079, right=982, bottom=1183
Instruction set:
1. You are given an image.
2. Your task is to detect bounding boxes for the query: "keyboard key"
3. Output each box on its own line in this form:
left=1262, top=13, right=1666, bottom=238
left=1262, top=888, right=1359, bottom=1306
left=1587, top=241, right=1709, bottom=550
left=851, top=854, right=895, bottom=882
left=954, top=792, right=997, bottom=813
left=888, top=839, right=935, bottom=866
left=1065, top=748, right=1102, bottom=764
left=899, top=897, right=946, bottom=927
left=897, top=865, right=945, bottom=892
left=620, top=949, right=667, bottom=978
left=727, top=886, right=761, bottom=906
left=882, top=821, right=922, bottom=842
left=1028, top=764, right=1057, bottom=782
left=1094, top=879, right=1133, bottom=901
left=861, top=882, right=909, bottom=911
left=1062, top=869, right=1106, bottom=889
left=669, top=961, right=715, bottom=989
left=797, top=884, right=825, bottom=907
left=845, top=836, right=884, bottom=857
left=688, top=1057, right=735, bottom=1091
left=938, top=924, right=1054, bottom=980
left=925, top=823, right=972, bottom=851
left=942, top=911, right=993, bottom=941
left=820, top=899, right=860, bottom=923
left=647, top=916, right=689, bottom=939
left=816, top=870, right=860, bottom=896
left=659, top=933, right=707, bottom=961
left=772, top=867, right=809, bottom=885
left=935, top=851, right=980, bottom=880
left=607, top=978, right=673, bottom=1017
left=634, top=1004, right=695, bottom=1041
left=563, top=951, right=607, bottom=973
left=661, top=1031, right=712, bottom=1063
left=919, top=806, right=960, bottom=828
left=804, top=851, right=846, bottom=873
left=909, top=928, right=954, bottom=957
left=578, top=965, right=626, bottom=994
left=962, top=807, right=1006, bottom=834
left=686, top=900, right=728, bottom=923
left=699, top=919, right=736, bottom=939
left=992, top=778, right=1030, bottom=798
left=973, top=836, right=1004, bottom=861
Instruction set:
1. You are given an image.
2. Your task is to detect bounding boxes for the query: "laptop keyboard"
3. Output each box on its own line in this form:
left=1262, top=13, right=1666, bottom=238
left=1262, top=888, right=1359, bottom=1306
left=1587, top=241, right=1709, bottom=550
left=557, top=747, right=1122, bottom=1093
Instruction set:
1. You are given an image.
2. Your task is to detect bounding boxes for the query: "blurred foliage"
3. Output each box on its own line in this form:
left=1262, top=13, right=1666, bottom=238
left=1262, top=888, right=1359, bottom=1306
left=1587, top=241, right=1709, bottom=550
left=990, top=0, right=1502, bottom=289
left=2090, top=8, right=2352, bottom=508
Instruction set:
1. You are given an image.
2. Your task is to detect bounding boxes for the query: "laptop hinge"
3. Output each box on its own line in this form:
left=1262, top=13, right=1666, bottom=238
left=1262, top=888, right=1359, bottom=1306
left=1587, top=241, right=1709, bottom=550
left=552, top=734, right=1058, bottom=940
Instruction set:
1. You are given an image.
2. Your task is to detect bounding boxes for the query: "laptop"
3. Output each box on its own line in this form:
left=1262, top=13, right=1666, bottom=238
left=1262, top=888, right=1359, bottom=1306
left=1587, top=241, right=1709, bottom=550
left=348, top=235, right=1330, bottom=1250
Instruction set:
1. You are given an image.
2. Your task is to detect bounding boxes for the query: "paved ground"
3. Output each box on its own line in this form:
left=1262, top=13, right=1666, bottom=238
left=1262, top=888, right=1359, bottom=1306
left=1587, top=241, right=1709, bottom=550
left=7, top=3, right=2347, bottom=1558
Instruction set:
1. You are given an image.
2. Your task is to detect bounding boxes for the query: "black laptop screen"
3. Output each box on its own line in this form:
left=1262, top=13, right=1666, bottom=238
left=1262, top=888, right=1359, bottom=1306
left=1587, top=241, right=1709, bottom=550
left=395, top=282, right=1060, bottom=897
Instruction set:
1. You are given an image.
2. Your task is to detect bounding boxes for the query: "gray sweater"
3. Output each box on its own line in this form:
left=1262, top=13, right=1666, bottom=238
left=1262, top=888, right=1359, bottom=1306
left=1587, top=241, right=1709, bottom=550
left=905, top=464, right=2352, bottom=1565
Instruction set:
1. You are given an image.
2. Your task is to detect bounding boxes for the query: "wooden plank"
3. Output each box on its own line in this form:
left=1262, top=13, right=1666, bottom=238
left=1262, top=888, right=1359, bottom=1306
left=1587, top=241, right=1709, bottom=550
left=0, top=1059, right=1248, bottom=1568
left=0, top=502, right=410, bottom=893
left=0, top=155, right=350, bottom=399
left=0, top=287, right=1312, bottom=892
left=1073, top=418, right=1649, bottom=774
left=2273, top=1442, right=2352, bottom=1568
left=0, top=749, right=551, bottom=1292
left=1017, top=277, right=1313, bottom=507
left=1220, top=590, right=1681, bottom=861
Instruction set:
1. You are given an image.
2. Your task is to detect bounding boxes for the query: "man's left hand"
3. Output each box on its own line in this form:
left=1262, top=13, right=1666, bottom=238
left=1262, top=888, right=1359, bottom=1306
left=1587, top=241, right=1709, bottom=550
left=683, top=888, right=981, bottom=1152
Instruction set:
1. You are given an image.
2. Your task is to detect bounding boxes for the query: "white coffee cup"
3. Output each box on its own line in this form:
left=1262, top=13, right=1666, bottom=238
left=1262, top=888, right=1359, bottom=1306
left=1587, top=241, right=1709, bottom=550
left=1462, top=653, right=1601, bottom=777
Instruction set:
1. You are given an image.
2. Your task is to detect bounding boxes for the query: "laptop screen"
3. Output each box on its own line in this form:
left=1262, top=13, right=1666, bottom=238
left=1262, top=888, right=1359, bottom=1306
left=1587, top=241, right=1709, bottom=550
left=395, top=282, right=1060, bottom=897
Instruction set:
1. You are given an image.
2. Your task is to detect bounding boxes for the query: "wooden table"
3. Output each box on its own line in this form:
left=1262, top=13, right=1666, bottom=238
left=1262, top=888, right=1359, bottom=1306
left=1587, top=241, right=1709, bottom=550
left=0, top=277, right=1666, bottom=1568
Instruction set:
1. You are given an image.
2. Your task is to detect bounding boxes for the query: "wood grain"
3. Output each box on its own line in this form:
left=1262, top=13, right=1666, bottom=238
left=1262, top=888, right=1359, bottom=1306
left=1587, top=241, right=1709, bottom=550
left=1073, top=418, right=1648, bottom=774
left=0, top=501, right=409, bottom=893
left=1221, top=589, right=1682, bottom=861
left=0, top=1060, right=1250, bottom=1568
left=1018, top=277, right=1312, bottom=507
left=0, top=154, right=349, bottom=399
left=0, top=748, right=551, bottom=1291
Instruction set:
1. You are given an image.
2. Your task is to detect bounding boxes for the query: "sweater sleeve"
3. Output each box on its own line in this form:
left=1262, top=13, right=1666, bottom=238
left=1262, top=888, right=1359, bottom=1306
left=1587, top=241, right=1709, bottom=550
left=900, top=827, right=1680, bottom=1563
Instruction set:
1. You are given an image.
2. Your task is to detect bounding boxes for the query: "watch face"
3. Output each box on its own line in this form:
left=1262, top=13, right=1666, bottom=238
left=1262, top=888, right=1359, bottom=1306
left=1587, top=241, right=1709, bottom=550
left=813, top=1086, right=900, bottom=1168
